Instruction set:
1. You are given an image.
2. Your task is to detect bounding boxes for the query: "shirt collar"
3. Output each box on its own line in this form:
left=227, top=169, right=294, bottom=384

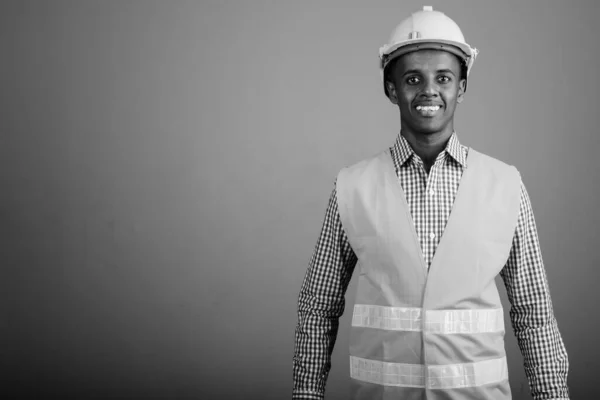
left=390, top=131, right=467, bottom=170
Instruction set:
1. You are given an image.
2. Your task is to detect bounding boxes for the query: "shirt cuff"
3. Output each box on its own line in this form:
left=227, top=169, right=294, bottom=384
left=292, top=389, right=325, bottom=400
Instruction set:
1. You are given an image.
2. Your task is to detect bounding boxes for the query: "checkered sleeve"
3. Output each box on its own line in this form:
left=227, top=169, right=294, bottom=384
left=500, top=180, right=570, bottom=400
left=292, top=183, right=358, bottom=400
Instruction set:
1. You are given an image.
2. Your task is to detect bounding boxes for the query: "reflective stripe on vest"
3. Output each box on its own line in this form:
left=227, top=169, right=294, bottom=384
left=352, top=304, right=504, bottom=334
left=350, top=355, right=508, bottom=389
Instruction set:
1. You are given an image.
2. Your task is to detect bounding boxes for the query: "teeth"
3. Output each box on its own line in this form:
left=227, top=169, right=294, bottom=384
left=416, top=105, right=441, bottom=111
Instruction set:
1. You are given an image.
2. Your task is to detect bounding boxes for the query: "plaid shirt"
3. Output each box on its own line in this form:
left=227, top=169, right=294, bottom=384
left=293, top=132, right=569, bottom=399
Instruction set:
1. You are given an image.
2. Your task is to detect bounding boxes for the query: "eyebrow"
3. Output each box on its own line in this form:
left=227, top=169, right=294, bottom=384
left=402, top=68, right=457, bottom=77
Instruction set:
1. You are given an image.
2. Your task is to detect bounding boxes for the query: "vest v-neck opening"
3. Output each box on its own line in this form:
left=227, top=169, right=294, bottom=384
left=381, top=148, right=475, bottom=277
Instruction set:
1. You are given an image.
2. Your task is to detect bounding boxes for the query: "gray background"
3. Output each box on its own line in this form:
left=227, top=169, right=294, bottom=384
left=2, top=0, right=598, bottom=399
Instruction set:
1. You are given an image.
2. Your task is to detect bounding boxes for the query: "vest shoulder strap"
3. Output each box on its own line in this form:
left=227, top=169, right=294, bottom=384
left=336, top=150, right=390, bottom=232
left=467, top=148, right=522, bottom=188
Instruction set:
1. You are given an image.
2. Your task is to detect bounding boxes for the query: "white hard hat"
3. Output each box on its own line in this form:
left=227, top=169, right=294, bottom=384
left=379, top=5, right=478, bottom=96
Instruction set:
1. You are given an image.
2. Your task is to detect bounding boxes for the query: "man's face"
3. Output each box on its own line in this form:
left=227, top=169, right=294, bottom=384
left=386, top=50, right=466, bottom=135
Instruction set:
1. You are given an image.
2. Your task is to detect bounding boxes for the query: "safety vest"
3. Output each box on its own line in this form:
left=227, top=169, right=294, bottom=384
left=336, top=148, right=521, bottom=400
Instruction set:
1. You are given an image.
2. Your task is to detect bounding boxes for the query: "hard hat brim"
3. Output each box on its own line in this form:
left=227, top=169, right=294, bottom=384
left=381, top=39, right=474, bottom=70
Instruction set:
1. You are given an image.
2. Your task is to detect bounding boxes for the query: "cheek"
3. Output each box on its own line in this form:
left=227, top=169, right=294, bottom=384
left=442, top=90, right=459, bottom=107
left=397, top=92, right=415, bottom=109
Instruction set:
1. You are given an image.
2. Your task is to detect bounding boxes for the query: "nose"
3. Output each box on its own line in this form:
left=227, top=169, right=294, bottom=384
left=421, top=78, right=439, bottom=97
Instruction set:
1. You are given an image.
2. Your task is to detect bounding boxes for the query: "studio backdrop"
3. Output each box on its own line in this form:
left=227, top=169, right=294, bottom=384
left=3, top=1, right=599, bottom=399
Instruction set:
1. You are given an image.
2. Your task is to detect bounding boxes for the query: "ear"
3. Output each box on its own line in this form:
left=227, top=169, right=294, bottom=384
left=457, top=78, right=466, bottom=104
left=385, top=81, right=399, bottom=105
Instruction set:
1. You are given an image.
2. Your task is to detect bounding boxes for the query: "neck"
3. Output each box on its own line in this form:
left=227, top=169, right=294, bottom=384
left=400, top=125, right=454, bottom=168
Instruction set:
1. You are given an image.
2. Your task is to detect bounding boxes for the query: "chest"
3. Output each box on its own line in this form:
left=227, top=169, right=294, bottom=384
left=397, top=159, right=463, bottom=265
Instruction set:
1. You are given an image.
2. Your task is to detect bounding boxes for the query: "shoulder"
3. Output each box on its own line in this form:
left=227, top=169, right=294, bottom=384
left=338, top=149, right=390, bottom=178
left=468, top=148, right=521, bottom=179
left=335, top=149, right=390, bottom=199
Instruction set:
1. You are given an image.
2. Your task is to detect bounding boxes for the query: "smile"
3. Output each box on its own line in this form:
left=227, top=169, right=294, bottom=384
left=415, top=105, right=442, bottom=116
left=416, top=105, right=441, bottom=111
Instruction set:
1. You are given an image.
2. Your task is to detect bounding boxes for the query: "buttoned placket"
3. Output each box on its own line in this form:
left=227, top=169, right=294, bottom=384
left=411, top=152, right=445, bottom=269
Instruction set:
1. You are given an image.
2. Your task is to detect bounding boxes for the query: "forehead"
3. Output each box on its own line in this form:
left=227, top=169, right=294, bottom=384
left=395, top=50, right=461, bottom=73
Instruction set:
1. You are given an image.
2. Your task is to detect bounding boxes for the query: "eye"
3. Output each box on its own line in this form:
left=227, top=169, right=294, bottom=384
left=438, top=75, right=451, bottom=84
left=406, top=76, right=420, bottom=85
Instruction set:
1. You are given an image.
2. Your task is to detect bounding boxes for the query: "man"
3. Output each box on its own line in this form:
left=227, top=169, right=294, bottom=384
left=292, top=6, right=569, bottom=400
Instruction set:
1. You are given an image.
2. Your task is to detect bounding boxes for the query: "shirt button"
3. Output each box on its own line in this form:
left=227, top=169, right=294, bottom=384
left=429, top=233, right=436, bottom=240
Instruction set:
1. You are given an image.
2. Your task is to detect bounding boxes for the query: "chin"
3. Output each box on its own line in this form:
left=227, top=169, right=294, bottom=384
left=413, top=121, right=446, bottom=135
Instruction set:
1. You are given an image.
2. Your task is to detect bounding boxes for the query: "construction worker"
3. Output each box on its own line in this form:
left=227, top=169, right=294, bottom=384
left=292, top=6, right=569, bottom=400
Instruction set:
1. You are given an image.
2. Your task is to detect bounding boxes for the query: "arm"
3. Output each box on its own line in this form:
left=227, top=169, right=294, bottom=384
left=292, top=184, right=358, bottom=400
left=500, top=180, right=570, bottom=400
